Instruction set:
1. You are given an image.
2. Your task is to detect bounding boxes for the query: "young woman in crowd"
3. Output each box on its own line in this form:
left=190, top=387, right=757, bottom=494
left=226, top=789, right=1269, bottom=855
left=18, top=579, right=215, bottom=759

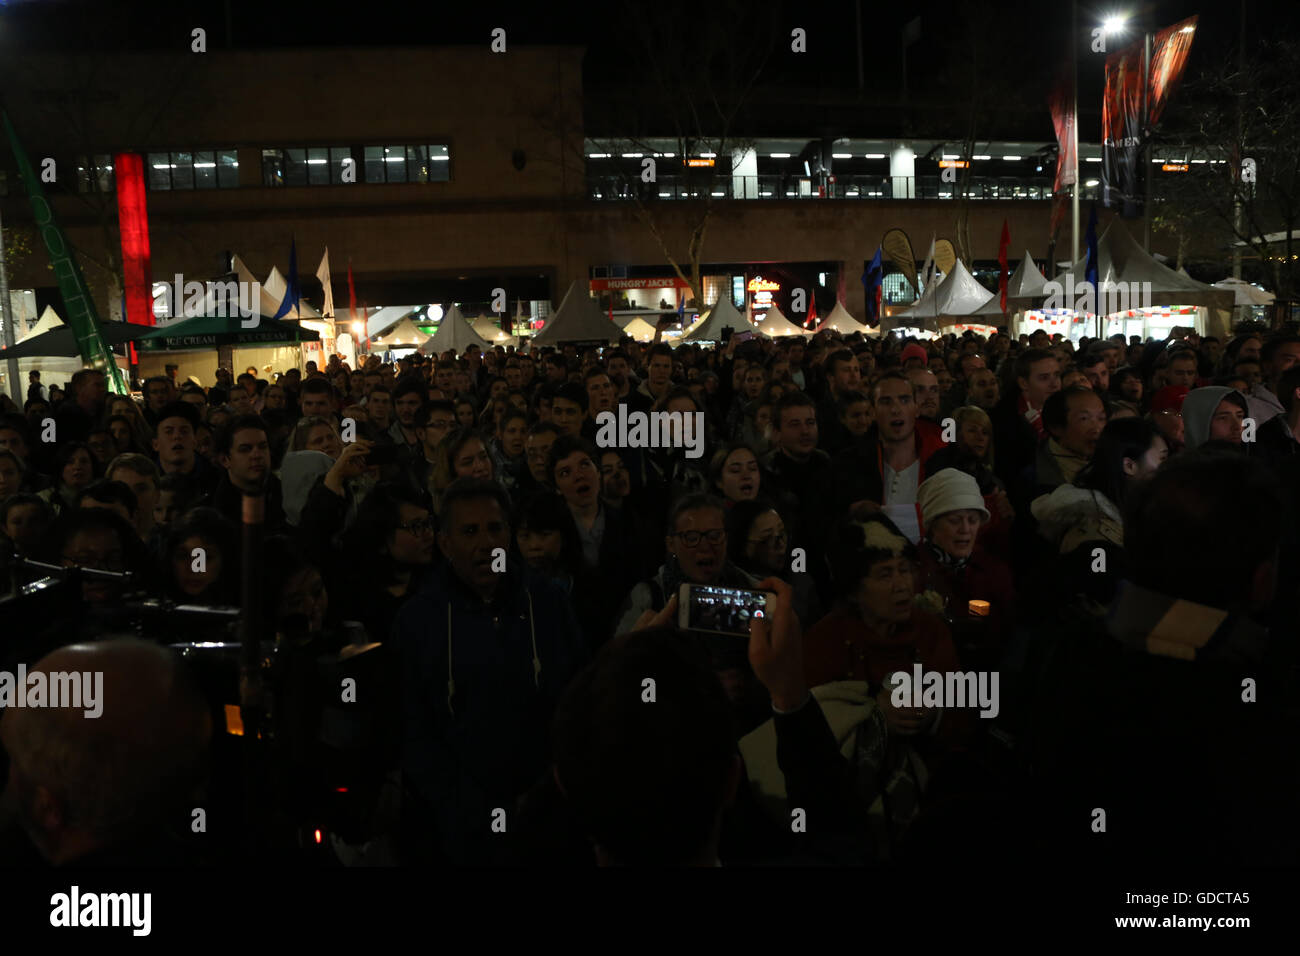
left=39, top=441, right=98, bottom=515
left=709, top=442, right=763, bottom=505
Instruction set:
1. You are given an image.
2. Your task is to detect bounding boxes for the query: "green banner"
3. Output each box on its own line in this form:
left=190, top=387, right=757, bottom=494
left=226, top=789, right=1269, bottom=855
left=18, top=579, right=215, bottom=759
left=3, top=111, right=127, bottom=393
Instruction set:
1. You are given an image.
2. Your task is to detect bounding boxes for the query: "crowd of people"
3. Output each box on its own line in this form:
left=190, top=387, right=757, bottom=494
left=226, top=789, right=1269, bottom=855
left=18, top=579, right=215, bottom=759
left=1, top=320, right=1297, bottom=866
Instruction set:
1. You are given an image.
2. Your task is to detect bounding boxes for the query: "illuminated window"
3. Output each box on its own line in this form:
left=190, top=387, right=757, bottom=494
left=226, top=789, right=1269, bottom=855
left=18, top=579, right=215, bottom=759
left=148, top=150, right=239, bottom=190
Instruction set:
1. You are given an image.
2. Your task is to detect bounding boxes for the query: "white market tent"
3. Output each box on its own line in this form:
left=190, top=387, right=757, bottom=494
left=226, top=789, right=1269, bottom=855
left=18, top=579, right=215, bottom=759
left=1053, top=219, right=1235, bottom=337
left=230, top=255, right=289, bottom=318
left=682, top=296, right=762, bottom=342
left=816, top=300, right=868, bottom=334
left=472, top=313, right=519, bottom=347
left=532, top=281, right=622, bottom=346
left=971, top=252, right=1049, bottom=318
left=370, top=316, right=428, bottom=350
left=1211, top=277, right=1275, bottom=307
left=621, top=317, right=659, bottom=342
left=18, top=305, right=65, bottom=341
left=366, top=306, right=418, bottom=340
left=888, top=259, right=992, bottom=332
left=419, top=304, right=493, bottom=354
left=263, top=266, right=323, bottom=319
left=755, top=302, right=811, bottom=337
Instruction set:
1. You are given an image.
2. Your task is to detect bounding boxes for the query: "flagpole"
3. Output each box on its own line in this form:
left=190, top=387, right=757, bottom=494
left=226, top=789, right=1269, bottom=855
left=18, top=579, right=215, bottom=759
left=1071, top=0, right=1080, bottom=268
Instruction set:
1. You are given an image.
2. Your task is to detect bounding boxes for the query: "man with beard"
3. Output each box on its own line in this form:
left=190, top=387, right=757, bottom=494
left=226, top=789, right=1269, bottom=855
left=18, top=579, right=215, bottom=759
left=816, top=350, right=863, bottom=456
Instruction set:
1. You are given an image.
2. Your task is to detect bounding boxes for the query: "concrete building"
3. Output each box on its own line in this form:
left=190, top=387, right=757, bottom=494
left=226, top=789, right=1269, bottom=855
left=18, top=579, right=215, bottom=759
left=0, top=45, right=1166, bottom=330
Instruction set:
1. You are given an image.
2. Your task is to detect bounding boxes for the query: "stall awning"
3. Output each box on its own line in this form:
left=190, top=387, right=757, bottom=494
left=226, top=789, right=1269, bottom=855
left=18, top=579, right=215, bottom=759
left=138, top=315, right=321, bottom=350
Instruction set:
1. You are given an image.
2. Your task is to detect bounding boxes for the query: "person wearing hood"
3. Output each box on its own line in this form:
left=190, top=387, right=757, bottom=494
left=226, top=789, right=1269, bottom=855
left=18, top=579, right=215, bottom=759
left=1026, top=450, right=1298, bottom=865
left=914, top=468, right=1015, bottom=669
left=1030, top=418, right=1167, bottom=605
left=1181, top=385, right=1248, bottom=450
left=397, top=478, right=586, bottom=864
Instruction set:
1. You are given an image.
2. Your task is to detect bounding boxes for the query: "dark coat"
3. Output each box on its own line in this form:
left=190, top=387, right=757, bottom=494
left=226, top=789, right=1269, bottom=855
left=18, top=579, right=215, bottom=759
left=396, top=563, right=587, bottom=864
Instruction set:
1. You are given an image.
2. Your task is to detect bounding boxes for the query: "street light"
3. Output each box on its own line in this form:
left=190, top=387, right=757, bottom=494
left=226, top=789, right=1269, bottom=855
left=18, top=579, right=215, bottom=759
left=1102, top=15, right=1129, bottom=36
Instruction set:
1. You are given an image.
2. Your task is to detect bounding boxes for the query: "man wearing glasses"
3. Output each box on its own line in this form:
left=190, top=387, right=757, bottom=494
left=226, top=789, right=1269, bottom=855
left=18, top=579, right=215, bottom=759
left=615, top=494, right=758, bottom=637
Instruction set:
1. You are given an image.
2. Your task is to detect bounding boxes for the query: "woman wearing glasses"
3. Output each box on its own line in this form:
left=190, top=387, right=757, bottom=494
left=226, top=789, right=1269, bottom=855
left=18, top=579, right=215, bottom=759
left=726, top=499, right=821, bottom=630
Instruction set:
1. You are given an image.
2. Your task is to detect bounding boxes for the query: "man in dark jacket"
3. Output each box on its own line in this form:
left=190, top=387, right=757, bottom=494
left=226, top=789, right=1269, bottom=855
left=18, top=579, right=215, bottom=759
left=396, top=478, right=587, bottom=864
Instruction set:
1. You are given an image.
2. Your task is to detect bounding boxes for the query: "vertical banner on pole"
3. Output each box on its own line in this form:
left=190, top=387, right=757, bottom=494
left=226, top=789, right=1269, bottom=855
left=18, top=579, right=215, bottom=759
left=114, top=152, right=154, bottom=328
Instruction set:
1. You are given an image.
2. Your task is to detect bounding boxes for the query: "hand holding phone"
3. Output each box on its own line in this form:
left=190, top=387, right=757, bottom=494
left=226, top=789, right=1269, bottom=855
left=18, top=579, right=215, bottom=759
left=677, top=583, right=775, bottom=637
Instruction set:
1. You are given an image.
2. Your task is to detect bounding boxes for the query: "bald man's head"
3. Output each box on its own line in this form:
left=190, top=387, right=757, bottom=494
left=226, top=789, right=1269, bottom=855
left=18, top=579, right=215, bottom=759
left=1, top=639, right=210, bottom=864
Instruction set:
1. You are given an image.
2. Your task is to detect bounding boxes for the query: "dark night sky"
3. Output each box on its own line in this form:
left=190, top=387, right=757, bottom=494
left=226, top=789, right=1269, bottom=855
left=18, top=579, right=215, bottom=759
left=0, top=0, right=1294, bottom=139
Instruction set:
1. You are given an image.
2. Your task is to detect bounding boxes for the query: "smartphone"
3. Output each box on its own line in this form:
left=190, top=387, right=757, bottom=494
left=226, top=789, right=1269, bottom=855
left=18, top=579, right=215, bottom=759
left=364, top=444, right=400, bottom=466
left=677, top=583, right=776, bottom=637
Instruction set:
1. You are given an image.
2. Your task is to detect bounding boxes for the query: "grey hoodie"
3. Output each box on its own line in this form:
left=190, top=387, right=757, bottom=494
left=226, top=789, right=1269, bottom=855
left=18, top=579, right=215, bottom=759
left=1181, top=386, right=1248, bottom=450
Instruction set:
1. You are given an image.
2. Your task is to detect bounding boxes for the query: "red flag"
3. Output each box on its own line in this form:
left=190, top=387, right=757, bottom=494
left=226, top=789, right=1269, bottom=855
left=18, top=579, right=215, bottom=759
left=998, top=219, right=1010, bottom=312
left=806, top=295, right=818, bottom=329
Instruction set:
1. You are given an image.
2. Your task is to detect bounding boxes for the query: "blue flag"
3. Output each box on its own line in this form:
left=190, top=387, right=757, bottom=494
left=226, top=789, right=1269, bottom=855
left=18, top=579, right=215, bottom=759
left=863, top=246, right=884, bottom=323
left=273, top=238, right=301, bottom=320
left=1084, top=205, right=1099, bottom=293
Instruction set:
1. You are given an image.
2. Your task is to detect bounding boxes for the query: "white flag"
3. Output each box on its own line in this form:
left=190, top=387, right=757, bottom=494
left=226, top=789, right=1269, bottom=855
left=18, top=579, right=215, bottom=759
left=919, top=235, right=936, bottom=291
left=316, top=248, right=335, bottom=318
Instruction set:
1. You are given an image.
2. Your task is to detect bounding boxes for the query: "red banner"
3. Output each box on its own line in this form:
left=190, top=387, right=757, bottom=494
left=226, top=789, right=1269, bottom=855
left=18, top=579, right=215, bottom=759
left=114, top=153, right=153, bottom=327
left=1148, top=16, right=1197, bottom=125
left=1048, top=73, right=1076, bottom=194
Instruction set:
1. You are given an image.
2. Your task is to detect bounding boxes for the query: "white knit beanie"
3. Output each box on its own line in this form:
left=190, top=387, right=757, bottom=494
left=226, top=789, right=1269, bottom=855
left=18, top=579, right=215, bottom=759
left=917, top=467, right=990, bottom=526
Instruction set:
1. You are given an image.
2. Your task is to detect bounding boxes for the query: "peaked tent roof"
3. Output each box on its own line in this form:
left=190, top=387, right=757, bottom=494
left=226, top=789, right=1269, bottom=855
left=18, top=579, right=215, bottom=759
left=755, top=303, right=811, bottom=337
left=1211, top=277, right=1275, bottom=306
left=971, top=252, right=1048, bottom=316
left=532, top=281, right=622, bottom=345
left=621, top=317, right=659, bottom=342
left=419, top=304, right=493, bottom=354
left=366, top=306, right=418, bottom=339
left=231, top=255, right=288, bottom=318
left=263, top=266, right=323, bottom=320
left=371, top=316, right=429, bottom=349
left=18, top=305, right=64, bottom=342
left=1057, top=219, right=1234, bottom=310
left=472, top=314, right=519, bottom=346
left=933, top=260, right=996, bottom=317
left=816, top=300, right=867, bottom=334
left=682, top=296, right=762, bottom=342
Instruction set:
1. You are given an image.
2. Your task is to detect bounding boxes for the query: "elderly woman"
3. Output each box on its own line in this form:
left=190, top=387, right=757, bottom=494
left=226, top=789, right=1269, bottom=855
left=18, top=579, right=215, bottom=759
left=913, top=468, right=1016, bottom=669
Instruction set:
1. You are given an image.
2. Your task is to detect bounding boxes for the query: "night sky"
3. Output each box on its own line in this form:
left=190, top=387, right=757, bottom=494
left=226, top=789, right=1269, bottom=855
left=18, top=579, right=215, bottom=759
left=0, top=0, right=1292, bottom=140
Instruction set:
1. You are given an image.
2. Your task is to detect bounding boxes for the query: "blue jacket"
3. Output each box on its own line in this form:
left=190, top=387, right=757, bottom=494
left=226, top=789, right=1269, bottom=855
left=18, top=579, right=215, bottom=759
left=395, top=562, right=587, bottom=863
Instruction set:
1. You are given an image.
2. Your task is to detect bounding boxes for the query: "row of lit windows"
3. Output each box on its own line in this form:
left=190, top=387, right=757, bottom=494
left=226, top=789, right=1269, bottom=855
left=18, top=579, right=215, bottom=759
left=66, top=144, right=452, bottom=192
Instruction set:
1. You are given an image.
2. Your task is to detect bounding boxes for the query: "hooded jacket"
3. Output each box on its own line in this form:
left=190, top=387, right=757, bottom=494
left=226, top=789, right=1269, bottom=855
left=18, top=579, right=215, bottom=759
left=396, top=562, right=587, bottom=864
left=1181, top=386, right=1248, bottom=450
